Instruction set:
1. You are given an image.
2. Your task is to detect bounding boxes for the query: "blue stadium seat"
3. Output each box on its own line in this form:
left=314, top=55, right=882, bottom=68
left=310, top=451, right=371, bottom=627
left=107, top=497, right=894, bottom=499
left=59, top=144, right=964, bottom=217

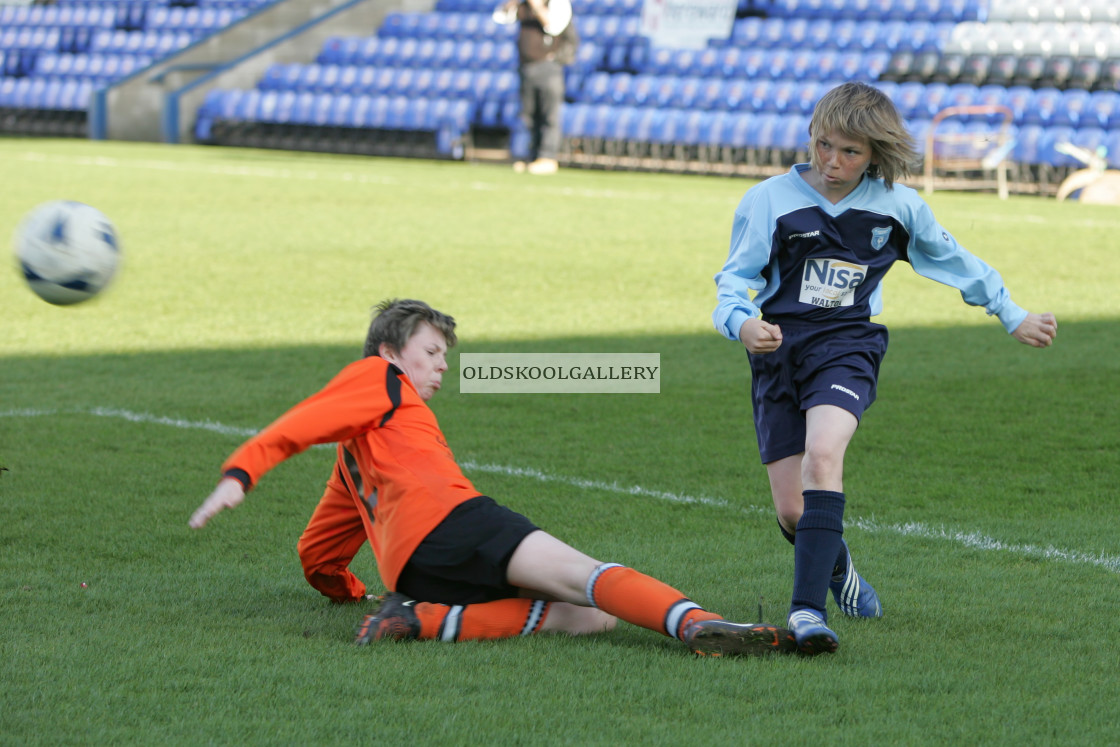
left=607, top=72, right=633, bottom=105
left=1071, top=127, right=1109, bottom=162
left=1052, top=89, right=1092, bottom=129
left=1020, top=87, right=1064, bottom=127
left=721, top=79, right=750, bottom=111
left=747, top=112, right=782, bottom=149
left=972, top=84, right=1009, bottom=123
left=578, top=71, right=610, bottom=104
left=693, top=78, right=727, bottom=111
left=784, top=49, right=817, bottom=81
left=731, top=17, right=763, bottom=47
left=623, top=74, right=657, bottom=107
left=745, top=80, right=775, bottom=113
left=1087, top=90, right=1120, bottom=130
left=1106, top=132, right=1120, bottom=169
left=667, top=76, right=703, bottom=109
left=804, top=50, right=839, bottom=82
left=893, top=81, right=927, bottom=119
left=791, top=81, right=824, bottom=116
left=721, top=112, right=752, bottom=149
left=1037, top=125, right=1078, bottom=167
left=1012, top=123, right=1043, bottom=164
left=775, top=113, right=810, bottom=150
left=333, top=65, right=360, bottom=95
left=944, top=82, right=978, bottom=112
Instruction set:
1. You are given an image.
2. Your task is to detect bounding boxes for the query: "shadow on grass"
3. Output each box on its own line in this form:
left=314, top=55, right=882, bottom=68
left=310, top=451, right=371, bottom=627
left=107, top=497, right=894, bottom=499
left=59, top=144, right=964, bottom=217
left=2, top=319, right=1117, bottom=533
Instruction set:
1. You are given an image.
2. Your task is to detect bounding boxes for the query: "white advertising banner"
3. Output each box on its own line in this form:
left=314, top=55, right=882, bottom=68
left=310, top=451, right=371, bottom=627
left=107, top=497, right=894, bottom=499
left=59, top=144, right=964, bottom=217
left=639, top=0, right=738, bottom=50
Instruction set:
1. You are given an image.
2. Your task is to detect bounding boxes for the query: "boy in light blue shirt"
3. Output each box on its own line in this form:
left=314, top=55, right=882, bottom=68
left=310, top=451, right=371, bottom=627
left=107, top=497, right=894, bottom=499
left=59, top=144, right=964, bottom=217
left=713, top=82, right=1057, bottom=655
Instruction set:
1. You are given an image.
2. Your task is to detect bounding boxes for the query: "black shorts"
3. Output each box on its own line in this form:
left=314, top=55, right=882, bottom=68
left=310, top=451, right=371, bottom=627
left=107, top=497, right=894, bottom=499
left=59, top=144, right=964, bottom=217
left=395, top=495, right=540, bottom=605
left=748, top=318, right=888, bottom=464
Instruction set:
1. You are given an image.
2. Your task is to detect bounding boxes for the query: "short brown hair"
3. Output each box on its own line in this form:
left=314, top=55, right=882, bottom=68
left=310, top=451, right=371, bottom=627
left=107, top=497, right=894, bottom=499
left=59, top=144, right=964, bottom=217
left=809, top=81, right=920, bottom=189
left=363, top=299, right=457, bottom=358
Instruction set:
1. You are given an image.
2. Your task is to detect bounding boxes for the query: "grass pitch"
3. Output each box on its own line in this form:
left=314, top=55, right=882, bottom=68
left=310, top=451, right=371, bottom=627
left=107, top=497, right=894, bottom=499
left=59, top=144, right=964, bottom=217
left=2, top=138, right=1119, bottom=745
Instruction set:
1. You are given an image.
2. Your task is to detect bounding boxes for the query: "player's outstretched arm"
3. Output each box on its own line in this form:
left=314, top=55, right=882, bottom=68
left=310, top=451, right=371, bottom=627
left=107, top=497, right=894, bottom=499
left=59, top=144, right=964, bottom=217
left=1011, top=312, right=1058, bottom=348
left=189, top=477, right=246, bottom=529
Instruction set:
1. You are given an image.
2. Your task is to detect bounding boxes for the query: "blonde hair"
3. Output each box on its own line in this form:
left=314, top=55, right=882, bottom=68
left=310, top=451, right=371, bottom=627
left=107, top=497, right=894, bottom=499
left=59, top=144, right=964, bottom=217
left=809, top=82, right=919, bottom=189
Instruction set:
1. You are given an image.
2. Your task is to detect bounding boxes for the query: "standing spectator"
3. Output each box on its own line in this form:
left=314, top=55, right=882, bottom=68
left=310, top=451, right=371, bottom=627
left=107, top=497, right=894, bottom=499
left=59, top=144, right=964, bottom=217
left=497, top=0, right=576, bottom=175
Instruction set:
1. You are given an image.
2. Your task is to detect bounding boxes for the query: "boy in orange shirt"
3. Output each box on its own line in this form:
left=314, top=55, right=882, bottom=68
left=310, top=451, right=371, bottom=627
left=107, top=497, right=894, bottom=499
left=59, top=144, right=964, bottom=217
left=190, top=299, right=793, bottom=656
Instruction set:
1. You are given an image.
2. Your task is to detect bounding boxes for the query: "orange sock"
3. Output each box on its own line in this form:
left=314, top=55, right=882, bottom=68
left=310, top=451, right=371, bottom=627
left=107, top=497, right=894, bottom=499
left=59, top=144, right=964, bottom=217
left=587, top=563, right=721, bottom=639
left=414, top=598, right=550, bottom=641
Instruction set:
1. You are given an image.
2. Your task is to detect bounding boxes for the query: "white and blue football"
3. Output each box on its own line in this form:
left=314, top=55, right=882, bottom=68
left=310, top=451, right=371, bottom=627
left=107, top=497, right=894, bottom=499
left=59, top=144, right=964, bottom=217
left=13, top=200, right=122, bottom=306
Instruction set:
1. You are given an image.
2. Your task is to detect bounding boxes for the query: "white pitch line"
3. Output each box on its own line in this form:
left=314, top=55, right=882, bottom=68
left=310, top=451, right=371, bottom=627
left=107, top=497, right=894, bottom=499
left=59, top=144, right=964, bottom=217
left=4, top=406, right=1117, bottom=575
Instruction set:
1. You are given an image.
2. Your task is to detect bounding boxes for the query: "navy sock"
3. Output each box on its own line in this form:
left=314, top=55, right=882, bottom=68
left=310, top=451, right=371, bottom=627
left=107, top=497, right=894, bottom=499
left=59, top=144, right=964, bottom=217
left=790, top=490, right=846, bottom=619
left=832, top=539, right=849, bottom=579
left=777, top=517, right=796, bottom=546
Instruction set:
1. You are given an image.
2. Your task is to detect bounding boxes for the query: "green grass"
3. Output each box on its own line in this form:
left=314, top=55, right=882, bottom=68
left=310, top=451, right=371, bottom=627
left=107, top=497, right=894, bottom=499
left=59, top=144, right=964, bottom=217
left=2, top=138, right=1119, bottom=745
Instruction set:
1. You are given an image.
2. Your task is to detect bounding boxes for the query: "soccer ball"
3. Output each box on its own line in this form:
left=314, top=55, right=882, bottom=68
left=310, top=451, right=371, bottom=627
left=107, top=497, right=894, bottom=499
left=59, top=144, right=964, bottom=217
left=12, top=200, right=122, bottom=305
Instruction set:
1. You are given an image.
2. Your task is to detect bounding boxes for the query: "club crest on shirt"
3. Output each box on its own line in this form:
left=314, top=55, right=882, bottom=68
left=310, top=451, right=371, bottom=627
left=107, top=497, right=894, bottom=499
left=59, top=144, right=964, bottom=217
left=799, top=258, right=868, bottom=308
left=871, top=226, right=892, bottom=250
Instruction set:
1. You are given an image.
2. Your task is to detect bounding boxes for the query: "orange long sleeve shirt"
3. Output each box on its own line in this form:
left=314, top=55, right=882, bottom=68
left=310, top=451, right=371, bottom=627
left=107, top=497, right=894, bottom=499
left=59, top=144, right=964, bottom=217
left=221, top=356, right=481, bottom=590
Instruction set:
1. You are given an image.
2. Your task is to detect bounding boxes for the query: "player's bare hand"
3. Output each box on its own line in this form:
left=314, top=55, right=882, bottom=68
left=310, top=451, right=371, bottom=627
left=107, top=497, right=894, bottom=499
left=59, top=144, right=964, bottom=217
left=739, top=318, right=783, bottom=354
left=1012, top=312, right=1057, bottom=348
left=189, top=478, right=245, bottom=529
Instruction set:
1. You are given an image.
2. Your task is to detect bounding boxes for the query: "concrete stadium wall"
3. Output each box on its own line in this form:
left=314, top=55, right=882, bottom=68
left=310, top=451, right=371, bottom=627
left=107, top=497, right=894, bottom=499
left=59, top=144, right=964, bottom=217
left=90, top=0, right=435, bottom=144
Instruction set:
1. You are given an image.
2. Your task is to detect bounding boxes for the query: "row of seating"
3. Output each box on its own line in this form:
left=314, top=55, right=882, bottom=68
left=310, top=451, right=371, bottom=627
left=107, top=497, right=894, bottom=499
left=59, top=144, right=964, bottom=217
left=33, top=52, right=155, bottom=80
left=144, top=6, right=249, bottom=33
left=882, top=81, right=1120, bottom=128
left=378, top=12, right=518, bottom=43
left=259, top=63, right=519, bottom=102
left=573, top=74, right=1120, bottom=129
left=945, top=21, right=1120, bottom=58
left=48, top=0, right=272, bottom=6
left=0, top=4, right=118, bottom=29
left=579, top=74, right=835, bottom=116
left=434, top=0, right=642, bottom=16
left=88, top=29, right=200, bottom=56
left=639, top=47, right=889, bottom=81
left=317, top=36, right=518, bottom=72
left=987, top=0, right=1118, bottom=24
left=881, top=49, right=1120, bottom=91
left=561, top=101, right=1120, bottom=169
left=193, top=88, right=474, bottom=156
left=764, top=0, right=982, bottom=23
left=0, top=75, right=95, bottom=110
left=726, top=17, right=955, bottom=52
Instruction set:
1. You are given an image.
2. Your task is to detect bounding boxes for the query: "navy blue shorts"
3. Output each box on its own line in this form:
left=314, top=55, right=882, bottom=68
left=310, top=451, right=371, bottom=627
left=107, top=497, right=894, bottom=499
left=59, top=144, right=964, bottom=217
left=748, top=318, right=888, bottom=464
left=396, top=495, right=540, bottom=605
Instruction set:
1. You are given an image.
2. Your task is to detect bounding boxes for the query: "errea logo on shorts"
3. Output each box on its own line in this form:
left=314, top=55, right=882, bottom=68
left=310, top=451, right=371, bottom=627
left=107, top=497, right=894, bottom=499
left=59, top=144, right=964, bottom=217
left=799, top=258, right=868, bottom=309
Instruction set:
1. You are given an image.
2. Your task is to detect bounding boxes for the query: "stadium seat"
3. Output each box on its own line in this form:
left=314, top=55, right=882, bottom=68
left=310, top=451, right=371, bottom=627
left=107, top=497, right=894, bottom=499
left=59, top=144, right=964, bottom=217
left=667, top=76, right=703, bottom=109
left=1087, top=90, right=1120, bottom=129
left=1021, top=87, right=1064, bottom=127
left=1037, top=125, right=1078, bottom=167
left=1052, top=88, right=1092, bottom=128
left=1010, top=55, right=1046, bottom=88
left=693, top=78, right=727, bottom=111
left=1002, top=85, right=1035, bottom=124
left=1106, top=131, right=1120, bottom=168
left=972, top=84, right=1009, bottom=122
left=880, top=51, right=915, bottom=82
left=1038, top=55, right=1076, bottom=90
left=944, top=82, right=978, bottom=112
left=1067, top=57, right=1103, bottom=91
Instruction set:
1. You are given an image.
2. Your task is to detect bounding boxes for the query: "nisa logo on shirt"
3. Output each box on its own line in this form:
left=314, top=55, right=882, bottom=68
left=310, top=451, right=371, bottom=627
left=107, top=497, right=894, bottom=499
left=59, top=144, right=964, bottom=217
left=799, top=258, right=868, bottom=308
